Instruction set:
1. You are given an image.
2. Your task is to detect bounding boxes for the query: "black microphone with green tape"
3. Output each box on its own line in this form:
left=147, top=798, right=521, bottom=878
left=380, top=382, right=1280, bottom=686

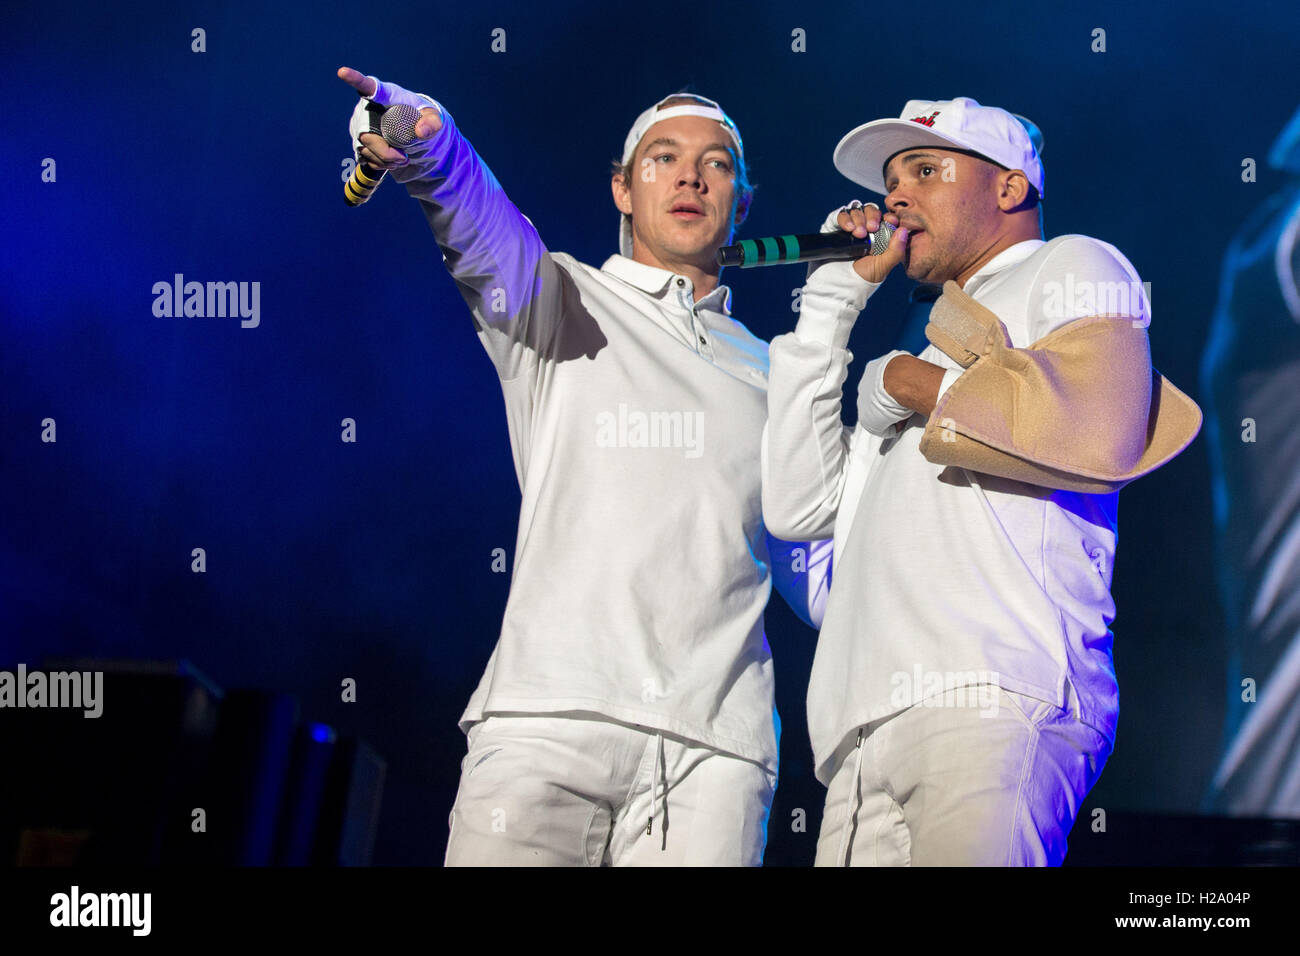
left=344, top=102, right=422, bottom=207
left=716, top=221, right=895, bottom=268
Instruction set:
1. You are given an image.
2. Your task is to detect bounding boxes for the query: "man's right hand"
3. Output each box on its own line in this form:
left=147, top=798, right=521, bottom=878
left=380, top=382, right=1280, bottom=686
left=835, top=201, right=909, bottom=284
left=337, top=66, right=443, bottom=169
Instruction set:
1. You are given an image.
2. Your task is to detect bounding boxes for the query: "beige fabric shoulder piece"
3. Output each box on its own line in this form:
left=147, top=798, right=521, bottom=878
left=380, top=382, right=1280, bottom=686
left=917, top=280, right=1202, bottom=494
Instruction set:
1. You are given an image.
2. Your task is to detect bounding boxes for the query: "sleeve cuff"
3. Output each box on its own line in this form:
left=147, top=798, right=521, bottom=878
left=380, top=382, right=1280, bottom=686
left=936, top=366, right=963, bottom=401
left=394, top=96, right=451, bottom=167
left=794, top=260, right=882, bottom=350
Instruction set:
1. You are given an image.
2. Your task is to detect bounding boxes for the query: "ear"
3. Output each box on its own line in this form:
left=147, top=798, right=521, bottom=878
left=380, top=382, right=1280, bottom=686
left=734, top=189, right=752, bottom=227
left=611, top=173, right=633, bottom=216
left=996, top=170, right=1031, bottom=212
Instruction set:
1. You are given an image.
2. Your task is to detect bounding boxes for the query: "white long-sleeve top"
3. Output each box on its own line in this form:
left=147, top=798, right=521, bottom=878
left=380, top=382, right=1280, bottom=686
left=763, top=235, right=1149, bottom=785
left=379, top=97, right=830, bottom=774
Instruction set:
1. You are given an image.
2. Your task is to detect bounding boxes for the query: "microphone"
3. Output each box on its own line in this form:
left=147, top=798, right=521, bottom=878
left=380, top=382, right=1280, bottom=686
left=344, top=102, right=422, bottom=207
left=717, top=221, right=895, bottom=268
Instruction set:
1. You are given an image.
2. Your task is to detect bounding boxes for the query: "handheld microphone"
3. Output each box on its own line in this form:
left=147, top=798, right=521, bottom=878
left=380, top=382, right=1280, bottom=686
left=344, top=102, right=422, bottom=207
left=717, top=222, right=895, bottom=268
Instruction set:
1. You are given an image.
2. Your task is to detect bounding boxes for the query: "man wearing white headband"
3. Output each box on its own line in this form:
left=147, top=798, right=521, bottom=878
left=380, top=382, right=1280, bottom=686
left=335, top=67, right=829, bottom=865
left=763, top=96, right=1200, bottom=865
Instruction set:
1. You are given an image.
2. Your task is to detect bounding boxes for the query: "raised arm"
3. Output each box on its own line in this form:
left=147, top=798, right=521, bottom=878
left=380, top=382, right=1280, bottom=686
left=761, top=204, right=909, bottom=540
left=339, top=67, right=565, bottom=386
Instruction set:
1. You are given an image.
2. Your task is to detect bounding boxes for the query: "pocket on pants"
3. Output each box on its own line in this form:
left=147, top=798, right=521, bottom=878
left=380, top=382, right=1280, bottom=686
left=998, top=688, right=1064, bottom=730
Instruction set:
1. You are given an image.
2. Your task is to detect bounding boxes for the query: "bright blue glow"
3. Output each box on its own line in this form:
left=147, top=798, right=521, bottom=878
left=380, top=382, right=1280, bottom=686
left=310, top=723, right=335, bottom=744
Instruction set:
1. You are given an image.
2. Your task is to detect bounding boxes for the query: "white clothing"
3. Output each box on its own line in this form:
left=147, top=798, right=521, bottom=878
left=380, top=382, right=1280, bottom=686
left=445, top=712, right=775, bottom=866
left=367, top=93, right=831, bottom=777
left=814, top=688, right=1110, bottom=865
left=763, top=234, right=1149, bottom=784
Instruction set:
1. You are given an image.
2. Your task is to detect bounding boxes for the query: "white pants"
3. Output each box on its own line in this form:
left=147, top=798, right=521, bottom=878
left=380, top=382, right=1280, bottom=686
left=444, top=712, right=776, bottom=866
left=815, top=687, right=1111, bottom=866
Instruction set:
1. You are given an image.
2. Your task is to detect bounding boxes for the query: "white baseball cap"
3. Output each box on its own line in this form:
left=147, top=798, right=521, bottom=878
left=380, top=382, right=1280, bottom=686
left=617, top=93, right=745, bottom=257
left=833, top=96, right=1045, bottom=199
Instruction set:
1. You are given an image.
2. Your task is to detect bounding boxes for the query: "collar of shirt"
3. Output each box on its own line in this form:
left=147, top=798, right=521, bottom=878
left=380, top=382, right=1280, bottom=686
left=961, top=239, right=1046, bottom=297
left=600, top=254, right=733, bottom=316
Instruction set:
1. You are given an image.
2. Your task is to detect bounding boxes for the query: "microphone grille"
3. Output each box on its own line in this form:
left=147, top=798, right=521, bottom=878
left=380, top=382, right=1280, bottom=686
left=380, top=103, right=422, bottom=148
left=869, top=221, right=895, bottom=256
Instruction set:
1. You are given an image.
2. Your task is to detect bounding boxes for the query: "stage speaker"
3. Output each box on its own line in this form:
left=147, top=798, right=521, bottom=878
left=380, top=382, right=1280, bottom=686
left=3, top=658, right=221, bottom=866
left=312, top=736, right=386, bottom=867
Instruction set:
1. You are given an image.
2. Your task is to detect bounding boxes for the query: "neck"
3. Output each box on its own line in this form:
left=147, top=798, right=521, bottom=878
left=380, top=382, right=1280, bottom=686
left=630, top=246, right=722, bottom=298
left=954, top=226, right=1042, bottom=288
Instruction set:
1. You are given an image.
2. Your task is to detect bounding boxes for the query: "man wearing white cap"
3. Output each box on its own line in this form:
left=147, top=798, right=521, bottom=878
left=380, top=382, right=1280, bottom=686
left=763, top=97, right=1201, bottom=864
left=335, top=67, right=830, bottom=865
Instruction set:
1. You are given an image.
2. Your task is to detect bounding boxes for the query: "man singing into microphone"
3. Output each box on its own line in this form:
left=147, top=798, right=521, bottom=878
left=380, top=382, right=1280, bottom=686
left=335, top=67, right=829, bottom=866
left=763, top=97, right=1201, bottom=865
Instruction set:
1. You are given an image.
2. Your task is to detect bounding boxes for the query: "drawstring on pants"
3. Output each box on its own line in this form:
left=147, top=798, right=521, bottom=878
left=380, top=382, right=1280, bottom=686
left=646, top=731, right=667, bottom=851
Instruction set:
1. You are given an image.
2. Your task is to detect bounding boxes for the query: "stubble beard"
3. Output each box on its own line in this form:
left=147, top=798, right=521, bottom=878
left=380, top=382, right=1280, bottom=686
left=664, top=216, right=732, bottom=267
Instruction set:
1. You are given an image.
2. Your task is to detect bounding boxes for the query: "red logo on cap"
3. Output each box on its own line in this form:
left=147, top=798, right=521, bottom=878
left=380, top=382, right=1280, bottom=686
left=909, top=111, right=940, bottom=128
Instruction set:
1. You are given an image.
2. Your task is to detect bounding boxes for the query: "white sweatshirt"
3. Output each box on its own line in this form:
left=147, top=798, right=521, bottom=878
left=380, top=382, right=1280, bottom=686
left=763, top=235, right=1150, bottom=785
left=380, top=97, right=831, bottom=774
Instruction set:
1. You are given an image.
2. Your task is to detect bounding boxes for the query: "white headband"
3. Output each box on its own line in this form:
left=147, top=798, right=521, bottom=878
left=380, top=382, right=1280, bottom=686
left=621, top=102, right=744, bottom=165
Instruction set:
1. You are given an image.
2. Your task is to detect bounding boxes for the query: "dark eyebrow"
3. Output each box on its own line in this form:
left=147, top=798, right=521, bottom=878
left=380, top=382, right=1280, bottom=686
left=883, top=152, right=944, bottom=187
